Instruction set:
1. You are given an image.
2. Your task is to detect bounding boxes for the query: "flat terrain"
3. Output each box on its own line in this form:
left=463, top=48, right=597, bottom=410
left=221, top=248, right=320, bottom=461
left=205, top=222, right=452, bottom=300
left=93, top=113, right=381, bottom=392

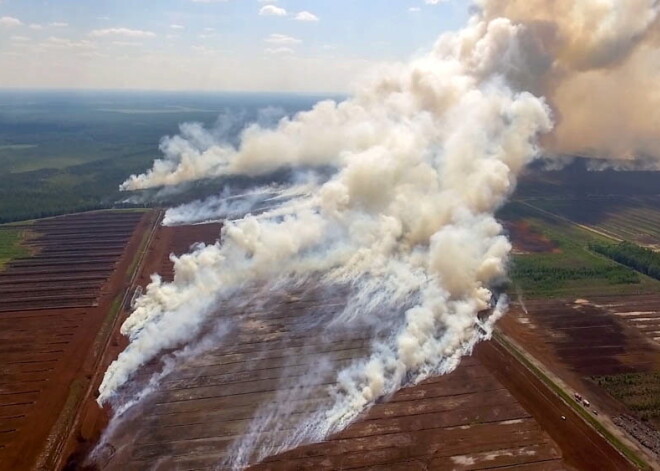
left=60, top=221, right=224, bottom=470
left=72, top=223, right=638, bottom=471
left=594, top=294, right=660, bottom=347
left=500, top=195, right=660, bottom=464
left=0, top=210, right=157, bottom=470
left=500, top=202, right=656, bottom=299
left=526, top=197, right=660, bottom=249
left=0, top=91, right=332, bottom=223
left=94, top=311, right=571, bottom=471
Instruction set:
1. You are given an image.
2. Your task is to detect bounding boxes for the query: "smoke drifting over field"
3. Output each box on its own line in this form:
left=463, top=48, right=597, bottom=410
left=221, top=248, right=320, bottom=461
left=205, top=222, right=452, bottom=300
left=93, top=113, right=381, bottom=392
left=99, top=0, right=660, bottom=468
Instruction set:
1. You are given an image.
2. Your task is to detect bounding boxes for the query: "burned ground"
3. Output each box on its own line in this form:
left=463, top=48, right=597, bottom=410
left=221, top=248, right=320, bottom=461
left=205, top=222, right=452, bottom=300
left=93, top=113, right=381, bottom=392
left=504, top=220, right=560, bottom=254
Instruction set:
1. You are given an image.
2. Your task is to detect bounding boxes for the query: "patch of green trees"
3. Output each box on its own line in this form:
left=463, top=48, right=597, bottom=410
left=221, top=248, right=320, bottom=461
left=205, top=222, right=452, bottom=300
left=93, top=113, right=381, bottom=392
left=590, top=241, right=660, bottom=281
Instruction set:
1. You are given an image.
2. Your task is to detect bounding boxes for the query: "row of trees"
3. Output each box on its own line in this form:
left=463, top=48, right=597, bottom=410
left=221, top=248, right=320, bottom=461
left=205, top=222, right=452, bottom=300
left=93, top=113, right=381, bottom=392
left=511, top=262, right=639, bottom=286
left=590, top=241, right=660, bottom=281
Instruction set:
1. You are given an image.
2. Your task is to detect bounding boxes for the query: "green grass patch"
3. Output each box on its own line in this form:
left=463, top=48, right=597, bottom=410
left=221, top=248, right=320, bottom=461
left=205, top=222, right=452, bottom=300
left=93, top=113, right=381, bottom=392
left=500, top=201, right=659, bottom=298
left=0, top=226, right=31, bottom=270
left=526, top=197, right=660, bottom=245
left=593, top=373, right=660, bottom=428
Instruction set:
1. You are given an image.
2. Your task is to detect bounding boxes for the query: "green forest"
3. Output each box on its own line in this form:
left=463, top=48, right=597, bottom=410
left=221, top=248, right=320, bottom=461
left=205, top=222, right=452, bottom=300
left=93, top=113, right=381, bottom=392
left=0, top=91, right=326, bottom=223
left=590, top=241, right=660, bottom=281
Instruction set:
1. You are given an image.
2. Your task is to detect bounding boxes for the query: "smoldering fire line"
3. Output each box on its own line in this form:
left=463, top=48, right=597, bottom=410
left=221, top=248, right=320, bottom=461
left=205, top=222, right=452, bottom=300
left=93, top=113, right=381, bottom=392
left=95, top=0, right=659, bottom=468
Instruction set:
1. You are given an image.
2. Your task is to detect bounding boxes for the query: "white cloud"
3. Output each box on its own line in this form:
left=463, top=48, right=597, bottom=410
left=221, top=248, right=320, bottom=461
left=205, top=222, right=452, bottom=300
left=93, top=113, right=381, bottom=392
left=409, top=7, right=421, bottom=12
left=0, top=16, right=22, bottom=27
left=190, top=0, right=230, bottom=3
left=264, top=33, right=300, bottom=45
left=170, top=24, right=185, bottom=30
left=265, top=47, right=293, bottom=55
left=29, top=24, right=43, bottom=30
left=43, top=36, right=96, bottom=50
left=258, top=0, right=277, bottom=3
left=424, top=0, right=449, bottom=3
left=111, top=41, right=143, bottom=47
left=10, top=35, right=30, bottom=42
left=192, top=45, right=215, bottom=54
left=90, top=28, right=156, bottom=38
left=50, top=22, right=68, bottom=27
left=203, top=27, right=215, bottom=31
left=259, top=5, right=287, bottom=16
left=294, top=11, right=319, bottom=22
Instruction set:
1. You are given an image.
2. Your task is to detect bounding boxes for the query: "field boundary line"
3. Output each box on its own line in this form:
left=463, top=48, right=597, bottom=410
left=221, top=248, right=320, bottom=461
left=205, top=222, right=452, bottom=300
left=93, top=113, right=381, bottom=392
left=41, top=209, right=163, bottom=471
left=517, top=199, right=623, bottom=242
left=493, top=330, right=653, bottom=470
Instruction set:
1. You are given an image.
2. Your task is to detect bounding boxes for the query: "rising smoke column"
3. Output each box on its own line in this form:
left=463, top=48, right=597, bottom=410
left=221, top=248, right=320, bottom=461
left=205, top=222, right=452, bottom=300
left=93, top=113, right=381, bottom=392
left=100, top=13, right=551, bottom=427
left=479, top=0, right=660, bottom=165
left=98, top=0, right=660, bottom=467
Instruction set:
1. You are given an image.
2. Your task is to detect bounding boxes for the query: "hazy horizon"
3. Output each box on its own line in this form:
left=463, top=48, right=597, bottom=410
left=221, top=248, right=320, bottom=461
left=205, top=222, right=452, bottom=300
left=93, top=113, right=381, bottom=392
left=0, top=0, right=468, bottom=93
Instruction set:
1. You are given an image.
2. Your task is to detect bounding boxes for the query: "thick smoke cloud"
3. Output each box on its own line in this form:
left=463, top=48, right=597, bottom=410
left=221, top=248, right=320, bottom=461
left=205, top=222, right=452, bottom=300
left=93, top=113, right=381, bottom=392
left=98, top=0, right=659, bottom=468
left=121, top=0, right=660, bottom=191
left=100, top=11, right=550, bottom=439
left=478, top=0, right=660, bottom=164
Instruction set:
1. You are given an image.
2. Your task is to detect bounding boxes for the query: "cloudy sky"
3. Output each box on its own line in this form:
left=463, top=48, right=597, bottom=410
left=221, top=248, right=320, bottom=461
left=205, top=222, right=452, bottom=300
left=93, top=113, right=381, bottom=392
left=0, top=0, right=469, bottom=93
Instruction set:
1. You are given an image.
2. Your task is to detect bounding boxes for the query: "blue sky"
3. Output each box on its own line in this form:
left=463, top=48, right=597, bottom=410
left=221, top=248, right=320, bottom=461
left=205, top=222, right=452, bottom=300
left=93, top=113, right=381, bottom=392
left=0, top=0, right=470, bottom=92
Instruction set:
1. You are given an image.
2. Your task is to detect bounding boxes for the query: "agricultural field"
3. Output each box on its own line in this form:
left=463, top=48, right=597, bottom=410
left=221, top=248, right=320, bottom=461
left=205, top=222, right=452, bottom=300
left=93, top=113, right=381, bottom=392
left=0, top=210, right=157, bottom=471
left=499, top=194, right=660, bottom=462
left=69, top=221, right=632, bottom=471
left=499, top=201, right=660, bottom=299
left=0, top=226, right=31, bottom=270
left=526, top=196, right=660, bottom=248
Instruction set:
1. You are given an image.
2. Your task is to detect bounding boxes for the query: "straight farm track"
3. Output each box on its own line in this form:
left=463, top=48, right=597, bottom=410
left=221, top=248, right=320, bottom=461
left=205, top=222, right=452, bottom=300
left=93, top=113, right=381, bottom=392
left=523, top=196, right=660, bottom=248
left=0, top=210, right=158, bottom=470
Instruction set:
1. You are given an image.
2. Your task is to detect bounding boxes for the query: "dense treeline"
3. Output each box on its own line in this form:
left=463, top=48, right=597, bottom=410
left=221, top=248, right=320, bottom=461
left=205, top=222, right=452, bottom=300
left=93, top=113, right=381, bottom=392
left=510, top=260, right=639, bottom=291
left=0, top=152, right=153, bottom=223
left=590, top=241, right=660, bottom=281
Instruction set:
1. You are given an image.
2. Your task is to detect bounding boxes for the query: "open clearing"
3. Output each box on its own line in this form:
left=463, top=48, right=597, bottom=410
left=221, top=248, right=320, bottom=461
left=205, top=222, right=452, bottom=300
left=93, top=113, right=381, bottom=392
left=0, top=210, right=158, bottom=470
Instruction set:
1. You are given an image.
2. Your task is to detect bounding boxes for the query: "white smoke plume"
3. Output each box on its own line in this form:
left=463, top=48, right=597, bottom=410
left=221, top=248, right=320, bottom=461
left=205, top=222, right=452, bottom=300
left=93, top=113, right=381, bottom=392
left=478, top=0, right=660, bottom=165
left=162, top=183, right=314, bottom=226
left=98, top=0, right=660, bottom=468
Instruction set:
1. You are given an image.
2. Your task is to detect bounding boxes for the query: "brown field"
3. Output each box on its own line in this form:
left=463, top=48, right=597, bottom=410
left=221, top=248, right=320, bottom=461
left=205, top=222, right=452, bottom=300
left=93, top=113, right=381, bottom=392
left=501, top=298, right=660, bottom=462
left=59, top=223, right=642, bottom=471
left=503, top=299, right=660, bottom=377
left=0, top=210, right=158, bottom=471
left=3, top=216, right=648, bottom=470
left=504, top=220, right=560, bottom=254
left=592, top=294, right=660, bottom=346
left=59, top=221, right=223, bottom=470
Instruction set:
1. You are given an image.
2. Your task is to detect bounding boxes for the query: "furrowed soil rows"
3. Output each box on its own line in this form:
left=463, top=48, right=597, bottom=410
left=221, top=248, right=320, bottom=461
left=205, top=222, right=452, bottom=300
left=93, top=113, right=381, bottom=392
left=63, top=223, right=638, bottom=471
left=0, top=210, right=158, bottom=470
left=500, top=297, right=660, bottom=463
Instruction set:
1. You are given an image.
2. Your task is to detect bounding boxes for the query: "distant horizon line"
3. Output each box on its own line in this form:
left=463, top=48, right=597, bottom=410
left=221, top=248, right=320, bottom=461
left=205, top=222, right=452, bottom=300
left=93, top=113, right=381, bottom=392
left=0, top=87, right=348, bottom=97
